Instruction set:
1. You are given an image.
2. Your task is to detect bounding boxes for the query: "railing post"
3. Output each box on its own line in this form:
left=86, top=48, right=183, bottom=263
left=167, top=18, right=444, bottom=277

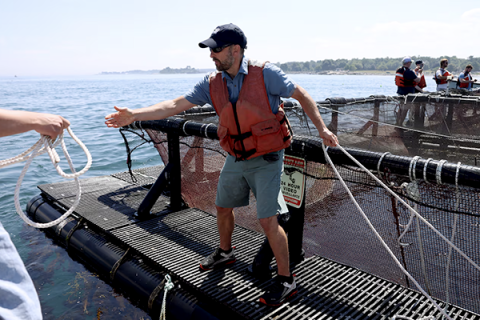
left=167, top=131, right=183, bottom=211
left=372, top=100, right=380, bottom=137
left=135, top=163, right=172, bottom=219
left=286, top=183, right=306, bottom=265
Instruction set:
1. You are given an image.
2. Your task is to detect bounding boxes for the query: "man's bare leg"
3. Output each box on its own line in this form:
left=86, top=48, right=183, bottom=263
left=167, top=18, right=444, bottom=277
left=216, top=205, right=235, bottom=251
left=259, top=215, right=290, bottom=276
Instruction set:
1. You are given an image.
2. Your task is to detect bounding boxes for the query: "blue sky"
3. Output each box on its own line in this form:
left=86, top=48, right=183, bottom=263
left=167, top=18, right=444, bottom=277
left=1, top=0, right=479, bottom=76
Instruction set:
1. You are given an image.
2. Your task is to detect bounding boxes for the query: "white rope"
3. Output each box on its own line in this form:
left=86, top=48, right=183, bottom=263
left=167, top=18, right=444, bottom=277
left=204, top=123, right=213, bottom=139
left=397, top=186, right=415, bottom=247
left=377, top=152, right=390, bottom=178
left=392, top=316, right=435, bottom=320
left=0, top=127, right=92, bottom=228
left=159, top=274, right=174, bottom=320
left=435, top=159, right=448, bottom=185
left=408, top=156, right=421, bottom=182
left=412, top=94, right=418, bottom=103
left=415, top=204, right=432, bottom=295
left=182, top=120, right=191, bottom=136
left=322, top=143, right=480, bottom=320
left=423, top=158, right=433, bottom=184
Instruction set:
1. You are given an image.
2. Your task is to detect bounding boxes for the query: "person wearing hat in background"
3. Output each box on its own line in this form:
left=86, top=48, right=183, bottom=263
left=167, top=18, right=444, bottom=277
left=395, top=57, right=420, bottom=96
left=395, top=57, right=420, bottom=125
left=458, top=64, right=477, bottom=91
left=434, top=58, right=453, bottom=91
left=105, top=23, right=338, bottom=307
left=414, top=60, right=427, bottom=93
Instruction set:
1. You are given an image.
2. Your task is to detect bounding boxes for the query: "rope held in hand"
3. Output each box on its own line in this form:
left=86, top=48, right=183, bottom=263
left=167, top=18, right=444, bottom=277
left=0, top=127, right=92, bottom=228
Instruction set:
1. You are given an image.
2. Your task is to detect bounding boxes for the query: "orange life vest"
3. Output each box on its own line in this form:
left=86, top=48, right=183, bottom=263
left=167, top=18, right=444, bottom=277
left=417, top=74, right=427, bottom=89
left=395, top=67, right=415, bottom=87
left=434, top=69, right=451, bottom=85
left=459, top=72, right=472, bottom=88
left=209, top=60, right=293, bottom=161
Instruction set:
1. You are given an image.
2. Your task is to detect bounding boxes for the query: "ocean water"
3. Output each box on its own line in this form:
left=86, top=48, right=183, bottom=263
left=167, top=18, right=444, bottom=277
left=0, top=73, right=433, bottom=319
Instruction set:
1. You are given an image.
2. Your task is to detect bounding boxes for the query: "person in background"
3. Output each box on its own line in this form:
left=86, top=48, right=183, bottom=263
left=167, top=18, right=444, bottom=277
left=434, top=58, right=453, bottom=91
left=458, top=64, right=477, bottom=91
left=395, top=57, right=420, bottom=96
left=0, top=109, right=70, bottom=320
left=395, top=57, right=420, bottom=125
left=414, top=60, right=427, bottom=93
left=105, top=23, right=338, bottom=307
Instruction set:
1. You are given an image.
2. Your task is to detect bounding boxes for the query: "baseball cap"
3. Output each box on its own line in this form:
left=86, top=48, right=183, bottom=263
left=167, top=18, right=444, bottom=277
left=199, top=23, right=247, bottom=49
left=402, top=57, right=412, bottom=64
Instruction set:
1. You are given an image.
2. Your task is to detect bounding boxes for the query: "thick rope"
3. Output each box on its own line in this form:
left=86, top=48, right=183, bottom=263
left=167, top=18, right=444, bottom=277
left=423, top=158, right=433, bottom=184
left=408, top=156, right=421, bottom=182
left=377, top=152, right=391, bottom=178
left=415, top=204, right=432, bottom=295
left=0, top=128, right=92, bottom=228
left=322, top=143, right=480, bottom=320
left=160, top=274, right=174, bottom=320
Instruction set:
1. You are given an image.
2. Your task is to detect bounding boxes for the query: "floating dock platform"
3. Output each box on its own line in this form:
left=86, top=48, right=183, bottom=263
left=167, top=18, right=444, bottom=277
left=27, top=165, right=480, bottom=320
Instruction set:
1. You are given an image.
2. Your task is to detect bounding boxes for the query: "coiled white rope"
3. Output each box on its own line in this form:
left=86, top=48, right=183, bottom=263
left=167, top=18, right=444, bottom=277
left=0, top=127, right=92, bottom=228
left=160, top=274, right=174, bottom=320
left=322, top=143, right=480, bottom=320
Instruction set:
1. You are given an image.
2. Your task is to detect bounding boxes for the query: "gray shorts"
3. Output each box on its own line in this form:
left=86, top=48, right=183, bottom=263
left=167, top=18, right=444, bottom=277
left=215, top=150, right=288, bottom=219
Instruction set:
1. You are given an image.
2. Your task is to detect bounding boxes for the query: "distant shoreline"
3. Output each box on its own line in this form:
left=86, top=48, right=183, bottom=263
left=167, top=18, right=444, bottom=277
left=287, top=70, right=434, bottom=76
left=97, top=70, right=434, bottom=77
left=98, top=67, right=214, bottom=75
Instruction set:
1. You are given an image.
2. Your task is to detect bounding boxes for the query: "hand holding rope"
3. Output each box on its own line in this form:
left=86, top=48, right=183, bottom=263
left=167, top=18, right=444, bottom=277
left=0, top=127, right=92, bottom=228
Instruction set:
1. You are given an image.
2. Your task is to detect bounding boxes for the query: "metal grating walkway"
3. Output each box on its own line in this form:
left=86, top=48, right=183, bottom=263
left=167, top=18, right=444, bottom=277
left=37, top=167, right=480, bottom=320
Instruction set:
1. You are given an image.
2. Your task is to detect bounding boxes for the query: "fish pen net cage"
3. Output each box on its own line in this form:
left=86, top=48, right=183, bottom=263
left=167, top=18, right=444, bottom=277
left=120, top=93, right=480, bottom=314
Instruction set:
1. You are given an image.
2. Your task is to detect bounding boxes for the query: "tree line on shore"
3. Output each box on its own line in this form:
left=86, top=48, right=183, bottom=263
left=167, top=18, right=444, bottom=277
left=275, top=56, right=480, bottom=73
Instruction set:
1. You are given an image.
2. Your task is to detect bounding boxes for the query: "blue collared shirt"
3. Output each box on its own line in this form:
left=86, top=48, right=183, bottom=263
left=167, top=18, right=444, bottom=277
left=184, top=56, right=296, bottom=114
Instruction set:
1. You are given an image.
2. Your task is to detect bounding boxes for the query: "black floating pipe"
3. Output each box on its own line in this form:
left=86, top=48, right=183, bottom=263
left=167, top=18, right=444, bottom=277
left=26, top=196, right=221, bottom=320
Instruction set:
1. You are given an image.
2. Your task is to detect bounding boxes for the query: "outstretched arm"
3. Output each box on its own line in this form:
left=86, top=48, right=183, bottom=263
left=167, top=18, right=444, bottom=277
left=0, top=109, right=70, bottom=139
left=291, top=85, right=338, bottom=147
left=105, top=96, right=195, bottom=128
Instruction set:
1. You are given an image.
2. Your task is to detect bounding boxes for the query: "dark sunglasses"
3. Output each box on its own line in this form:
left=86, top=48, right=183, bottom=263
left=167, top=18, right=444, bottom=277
left=211, top=44, right=232, bottom=53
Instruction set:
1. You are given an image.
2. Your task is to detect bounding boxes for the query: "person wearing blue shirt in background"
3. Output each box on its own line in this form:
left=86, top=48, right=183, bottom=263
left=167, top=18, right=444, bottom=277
left=0, top=109, right=70, bottom=320
left=395, top=57, right=420, bottom=125
left=105, top=23, right=338, bottom=307
left=395, top=57, right=420, bottom=95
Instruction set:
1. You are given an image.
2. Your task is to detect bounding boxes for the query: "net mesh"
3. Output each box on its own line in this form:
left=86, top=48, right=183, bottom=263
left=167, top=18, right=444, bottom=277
left=121, top=92, right=480, bottom=314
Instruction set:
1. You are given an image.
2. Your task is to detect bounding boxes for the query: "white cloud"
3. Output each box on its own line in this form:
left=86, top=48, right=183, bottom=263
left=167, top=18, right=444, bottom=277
left=461, top=8, right=480, bottom=21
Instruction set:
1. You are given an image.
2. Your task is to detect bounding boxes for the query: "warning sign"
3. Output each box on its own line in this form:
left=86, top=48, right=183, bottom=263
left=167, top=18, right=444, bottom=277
left=281, top=155, right=306, bottom=208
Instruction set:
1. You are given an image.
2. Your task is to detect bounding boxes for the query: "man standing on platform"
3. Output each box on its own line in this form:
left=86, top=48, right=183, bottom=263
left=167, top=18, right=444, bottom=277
left=105, top=23, right=338, bottom=307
